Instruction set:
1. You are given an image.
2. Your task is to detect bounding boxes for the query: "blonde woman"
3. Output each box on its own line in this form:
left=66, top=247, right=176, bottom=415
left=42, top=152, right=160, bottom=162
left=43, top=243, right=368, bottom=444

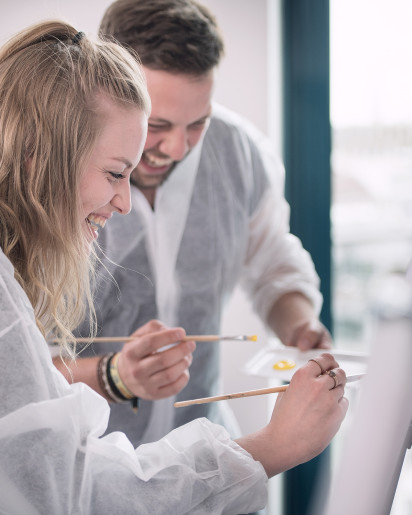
left=0, top=21, right=348, bottom=513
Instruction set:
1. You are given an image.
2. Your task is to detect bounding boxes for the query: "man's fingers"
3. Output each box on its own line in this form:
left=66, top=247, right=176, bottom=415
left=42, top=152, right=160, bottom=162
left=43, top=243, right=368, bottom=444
left=295, top=321, right=332, bottom=350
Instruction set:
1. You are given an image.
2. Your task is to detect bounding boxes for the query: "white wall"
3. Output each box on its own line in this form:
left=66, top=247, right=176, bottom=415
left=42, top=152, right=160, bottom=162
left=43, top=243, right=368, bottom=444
left=0, top=0, right=113, bottom=44
left=0, top=0, right=282, bottom=437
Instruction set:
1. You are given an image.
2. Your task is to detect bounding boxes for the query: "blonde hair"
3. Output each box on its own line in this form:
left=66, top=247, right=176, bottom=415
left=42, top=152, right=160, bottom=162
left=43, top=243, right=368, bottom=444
left=0, top=21, right=150, bottom=354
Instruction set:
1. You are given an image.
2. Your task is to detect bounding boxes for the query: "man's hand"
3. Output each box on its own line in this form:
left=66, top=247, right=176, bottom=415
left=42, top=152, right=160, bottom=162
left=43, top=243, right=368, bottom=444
left=268, top=291, right=332, bottom=350
left=286, top=318, right=331, bottom=350
left=116, top=320, right=196, bottom=400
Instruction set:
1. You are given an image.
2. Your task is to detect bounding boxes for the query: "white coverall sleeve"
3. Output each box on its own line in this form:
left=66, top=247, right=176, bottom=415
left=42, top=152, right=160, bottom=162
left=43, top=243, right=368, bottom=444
left=240, top=151, right=323, bottom=324
left=0, top=251, right=268, bottom=515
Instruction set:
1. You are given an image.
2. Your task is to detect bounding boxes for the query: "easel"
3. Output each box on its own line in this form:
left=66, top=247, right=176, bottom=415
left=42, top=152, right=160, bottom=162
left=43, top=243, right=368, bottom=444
left=384, top=420, right=412, bottom=514
left=322, top=275, right=412, bottom=515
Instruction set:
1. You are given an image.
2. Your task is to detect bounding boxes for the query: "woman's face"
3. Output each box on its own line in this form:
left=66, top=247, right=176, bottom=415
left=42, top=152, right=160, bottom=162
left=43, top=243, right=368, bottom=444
left=80, top=95, right=147, bottom=246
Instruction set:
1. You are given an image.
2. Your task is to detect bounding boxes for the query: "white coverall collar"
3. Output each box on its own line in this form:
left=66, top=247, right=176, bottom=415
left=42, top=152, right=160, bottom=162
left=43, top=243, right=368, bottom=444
left=131, top=135, right=204, bottom=325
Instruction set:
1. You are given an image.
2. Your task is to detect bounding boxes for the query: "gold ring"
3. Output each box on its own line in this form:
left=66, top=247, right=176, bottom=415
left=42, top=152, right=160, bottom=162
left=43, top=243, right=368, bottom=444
left=308, top=358, right=325, bottom=375
left=328, top=369, right=338, bottom=390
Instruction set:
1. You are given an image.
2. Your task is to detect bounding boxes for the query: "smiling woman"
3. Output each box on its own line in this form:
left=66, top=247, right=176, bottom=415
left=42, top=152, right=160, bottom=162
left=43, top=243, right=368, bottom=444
left=0, top=21, right=150, bottom=352
left=80, top=94, right=147, bottom=245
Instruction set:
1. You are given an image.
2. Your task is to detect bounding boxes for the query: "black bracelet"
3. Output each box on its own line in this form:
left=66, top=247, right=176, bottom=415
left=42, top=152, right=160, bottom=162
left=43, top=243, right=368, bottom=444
left=97, top=353, right=122, bottom=403
left=131, top=397, right=140, bottom=414
left=106, top=353, right=130, bottom=401
left=106, top=353, right=140, bottom=413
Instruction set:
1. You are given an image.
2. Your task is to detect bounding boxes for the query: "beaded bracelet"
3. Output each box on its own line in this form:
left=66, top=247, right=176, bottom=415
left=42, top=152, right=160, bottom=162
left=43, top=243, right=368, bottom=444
left=97, top=353, right=123, bottom=403
left=110, top=353, right=140, bottom=413
left=97, top=353, right=139, bottom=412
left=109, top=352, right=135, bottom=400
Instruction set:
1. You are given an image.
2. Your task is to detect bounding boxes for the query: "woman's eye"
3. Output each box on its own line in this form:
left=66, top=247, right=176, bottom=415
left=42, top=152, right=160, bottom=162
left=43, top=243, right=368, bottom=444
left=108, top=171, right=125, bottom=182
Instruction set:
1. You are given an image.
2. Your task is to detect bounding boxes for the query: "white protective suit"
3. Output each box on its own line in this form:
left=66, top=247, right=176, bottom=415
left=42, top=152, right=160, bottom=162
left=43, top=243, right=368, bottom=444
left=0, top=247, right=268, bottom=514
left=75, top=103, right=322, bottom=447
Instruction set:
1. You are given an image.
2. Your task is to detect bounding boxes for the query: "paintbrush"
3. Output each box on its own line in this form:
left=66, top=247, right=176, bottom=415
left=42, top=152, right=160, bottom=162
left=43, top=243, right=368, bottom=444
left=51, top=334, right=258, bottom=344
left=174, top=373, right=365, bottom=408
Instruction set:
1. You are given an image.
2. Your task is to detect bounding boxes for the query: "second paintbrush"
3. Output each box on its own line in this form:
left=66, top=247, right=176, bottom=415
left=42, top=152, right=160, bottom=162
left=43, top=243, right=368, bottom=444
left=54, top=334, right=258, bottom=345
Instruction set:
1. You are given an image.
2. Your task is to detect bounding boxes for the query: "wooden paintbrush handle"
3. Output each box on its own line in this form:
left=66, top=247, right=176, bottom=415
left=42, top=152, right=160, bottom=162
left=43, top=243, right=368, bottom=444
left=174, top=384, right=288, bottom=408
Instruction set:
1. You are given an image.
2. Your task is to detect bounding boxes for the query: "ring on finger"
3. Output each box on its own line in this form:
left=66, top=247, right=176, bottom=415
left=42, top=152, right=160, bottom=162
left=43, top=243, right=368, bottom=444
left=308, top=358, right=326, bottom=375
left=327, top=369, right=338, bottom=390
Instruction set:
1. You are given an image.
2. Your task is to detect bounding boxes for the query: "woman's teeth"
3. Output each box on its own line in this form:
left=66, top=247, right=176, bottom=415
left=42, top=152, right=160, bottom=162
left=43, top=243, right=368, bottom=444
left=87, top=214, right=106, bottom=229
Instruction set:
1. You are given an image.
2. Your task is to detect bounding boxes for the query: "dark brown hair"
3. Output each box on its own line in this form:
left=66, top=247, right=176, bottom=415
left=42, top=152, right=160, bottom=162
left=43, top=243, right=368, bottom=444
left=100, top=0, right=224, bottom=75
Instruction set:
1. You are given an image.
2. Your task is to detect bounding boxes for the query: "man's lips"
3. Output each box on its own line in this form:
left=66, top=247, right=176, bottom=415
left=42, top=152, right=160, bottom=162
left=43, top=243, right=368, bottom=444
left=141, top=152, right=173, bottom=175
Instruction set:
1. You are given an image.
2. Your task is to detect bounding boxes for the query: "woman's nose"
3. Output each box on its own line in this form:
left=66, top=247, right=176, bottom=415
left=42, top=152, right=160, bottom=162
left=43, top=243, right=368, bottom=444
left=112, top=182, right=131, bottom=215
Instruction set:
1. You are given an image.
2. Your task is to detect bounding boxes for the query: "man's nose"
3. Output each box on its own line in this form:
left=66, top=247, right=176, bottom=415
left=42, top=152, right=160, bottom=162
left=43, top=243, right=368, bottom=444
left=159, top=127, right=189, bottom=162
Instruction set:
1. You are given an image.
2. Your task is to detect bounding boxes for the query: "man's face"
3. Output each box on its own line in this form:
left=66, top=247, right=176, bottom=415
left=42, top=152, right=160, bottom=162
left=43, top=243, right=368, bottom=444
left=131, top=67, right=214, bottom=194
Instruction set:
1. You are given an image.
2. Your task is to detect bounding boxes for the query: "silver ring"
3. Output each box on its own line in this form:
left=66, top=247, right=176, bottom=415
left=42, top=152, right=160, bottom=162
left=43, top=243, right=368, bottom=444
left=328, top=369, right=338, bottom=390
left=308, top=358, right=325, bottom=375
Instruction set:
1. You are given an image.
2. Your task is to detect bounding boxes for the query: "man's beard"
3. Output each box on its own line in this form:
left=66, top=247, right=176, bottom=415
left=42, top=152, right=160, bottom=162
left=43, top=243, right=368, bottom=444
left=130, top=161, right=177, bottom=190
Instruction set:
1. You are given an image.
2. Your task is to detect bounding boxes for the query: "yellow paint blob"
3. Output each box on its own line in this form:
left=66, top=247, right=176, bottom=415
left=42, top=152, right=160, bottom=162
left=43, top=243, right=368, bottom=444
left=273, top=359, right=296, bottom=371
left=248, top=335, right=258, bottom=342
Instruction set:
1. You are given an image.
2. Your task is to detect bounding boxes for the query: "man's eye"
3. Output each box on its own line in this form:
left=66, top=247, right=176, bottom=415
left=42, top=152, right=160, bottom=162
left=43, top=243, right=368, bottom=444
left=148, top=124, right=167, bottom=132
left=189, top=119, right=209, bottom=131
left=192, top=120, right=207, bottom=128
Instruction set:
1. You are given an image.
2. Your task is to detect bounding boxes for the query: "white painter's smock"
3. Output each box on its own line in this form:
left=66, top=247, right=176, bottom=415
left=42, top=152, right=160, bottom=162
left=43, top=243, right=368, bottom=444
left=76, top=103, right=322, bottom=447
left=0, top=248, right=268, bottom=513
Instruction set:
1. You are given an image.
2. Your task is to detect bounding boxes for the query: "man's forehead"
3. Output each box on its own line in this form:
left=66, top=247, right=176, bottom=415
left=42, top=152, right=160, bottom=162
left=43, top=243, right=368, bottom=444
left=145, top=68, right=214, bottom=125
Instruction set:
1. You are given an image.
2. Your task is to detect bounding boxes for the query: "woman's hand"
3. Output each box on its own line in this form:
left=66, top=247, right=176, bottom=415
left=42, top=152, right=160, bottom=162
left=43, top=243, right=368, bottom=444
left=116, top=320, right=196, bottom=400
left=236, top=353, right=348, bottom=478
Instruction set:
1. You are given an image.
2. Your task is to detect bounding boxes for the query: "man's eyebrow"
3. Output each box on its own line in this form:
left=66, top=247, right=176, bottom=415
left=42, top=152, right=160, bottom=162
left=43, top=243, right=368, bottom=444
left=191, top=114, right=210, bottom=123
left=149, top=114, right=210, bottom=125
left=148, top=117, right=170, bottom=124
